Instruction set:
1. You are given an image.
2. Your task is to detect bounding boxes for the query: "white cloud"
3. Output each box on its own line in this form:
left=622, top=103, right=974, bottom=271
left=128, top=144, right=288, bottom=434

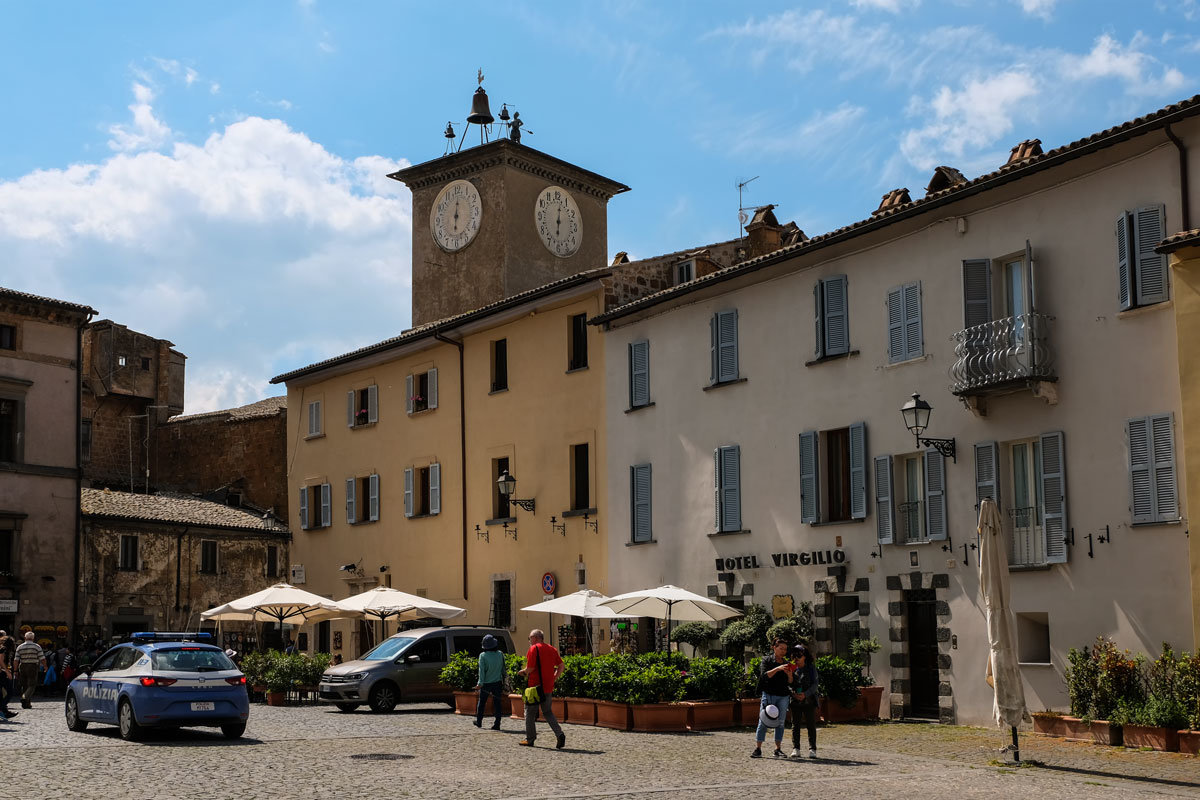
left=107, top=82, right=172, bottom=152
left=1060, top=34, right=1188, bottom=95
left=1016, top=0, right=1056, bottom=19
left=850, top=0, right=920, bottom=11
left=185, top=67, right=198, bottom=86
left=705, top=103, right=869, bottom=158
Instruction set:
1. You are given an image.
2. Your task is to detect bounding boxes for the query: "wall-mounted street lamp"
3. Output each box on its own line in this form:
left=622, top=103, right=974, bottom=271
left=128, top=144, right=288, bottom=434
left=497, top=470, right=536, bottom=513
left=502, top=521, right=518, bottom=541
left=582, top=512, right=598, bottom=534
left=549, top=516, right=566, bottom=536
left=475, top=524, right=489, bottom=543
left=901, top=393, right=956, bottom=462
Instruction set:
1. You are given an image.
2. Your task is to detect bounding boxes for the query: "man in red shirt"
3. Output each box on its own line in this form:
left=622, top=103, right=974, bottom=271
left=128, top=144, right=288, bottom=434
left=517, top=629, right=565, bottom=748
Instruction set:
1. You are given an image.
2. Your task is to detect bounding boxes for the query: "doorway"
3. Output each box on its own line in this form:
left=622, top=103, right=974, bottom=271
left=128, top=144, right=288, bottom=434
left=905, top=589, right=940, bottom=718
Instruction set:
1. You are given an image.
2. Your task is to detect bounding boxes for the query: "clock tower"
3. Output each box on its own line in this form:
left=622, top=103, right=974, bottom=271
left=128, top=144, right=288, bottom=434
left=389, top=137, right=629, bottom=326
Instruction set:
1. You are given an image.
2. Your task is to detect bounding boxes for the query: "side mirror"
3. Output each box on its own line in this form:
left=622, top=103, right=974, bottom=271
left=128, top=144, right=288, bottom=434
left=405, top=654, right=421, bottom=664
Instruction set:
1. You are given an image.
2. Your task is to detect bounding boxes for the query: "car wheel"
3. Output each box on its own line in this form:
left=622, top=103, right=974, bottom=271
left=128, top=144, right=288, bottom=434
left=335, top=703, right=361, bottom=713
left=221, top=723, right=246, bottom=739
left=118, top=698, right=144, bottom=741
left=368, top=682, right=398, bottom=713
left=65, top=693, right=89, bottom=732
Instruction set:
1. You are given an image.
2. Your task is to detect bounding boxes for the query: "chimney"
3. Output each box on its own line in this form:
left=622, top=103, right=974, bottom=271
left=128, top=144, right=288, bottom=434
left=1005, top=139, right=1043, bottom=167
left=745, top=205, right=784, bottom=259
left=873, top=188, right=911, bottom=217
left=611, top=251, right=629, bottom=266
left=925, top=166, right=967, bottom=196
left=780, top=222, right=808, bottom=247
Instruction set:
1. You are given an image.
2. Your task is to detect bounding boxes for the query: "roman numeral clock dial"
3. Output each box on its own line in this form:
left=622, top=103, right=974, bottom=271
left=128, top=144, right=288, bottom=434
left=430, top=179, right=482, bottom=253
left=535, top=186, right=582, bottom=258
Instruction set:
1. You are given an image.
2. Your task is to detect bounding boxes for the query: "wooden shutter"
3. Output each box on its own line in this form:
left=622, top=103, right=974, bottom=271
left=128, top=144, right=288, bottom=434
left=320, top=483, right=331, bottom=527
left=299, top=487, right=309, bottom=530
left=720, top=445, right=741, bottom=532
left=347, top=390, right=356, bottom=428
left=405, top=374, right=414, bottom=414
left=822, top=276, right=849, bottom=356
left=1132, top=414, right=1179, bottom=522
left=429, top=464, right=440, bottom=516
left=367, top=385, right=378, bottom=423
left=1133, top=205, right=1168, bottom=305
left=849, top=421, right=867, bottom=520
left=345, top=478, right=356, bottom=523
left=631, top=464, right=652, bottom=543
left=974, top=441, right=1000, bottom=508
left=875, top=455, right=893, bottom=545
left=813, top=282, right=823, bottom=357
left=1128, top=416, right=1153, bottom=522
left=713, top=448, right=721, bottom=531
left=1040, top=431, right=1067, bottom=563
left=924, top=450, right=947, bottom=541
left=629, top=340, right=650, bottom=407
left=404, top=467, right=414, bottom=518
left=887, top=287, right=904, bottom=363
left=903, top=281, right=922, bottom=359
left=710, top=315, right=718, bottom=384
left=369, top=473, right=380, bottom=521
left=1116, top=212, right=1133, bottom=311
left=427, top=368, right=439, bottom=409
left=962, top=259, right=992, bottom=329
left=799, top=431, right=819, bottom=524
left=715, top=310, right=738, bottom=383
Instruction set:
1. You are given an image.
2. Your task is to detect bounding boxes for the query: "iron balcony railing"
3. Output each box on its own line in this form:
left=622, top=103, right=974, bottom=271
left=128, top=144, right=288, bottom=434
left=898, top=501, right=926, bottom=544
left=950, top=313, right=1055, bottom=395
left=1008, top=505, right=1045, bottom=567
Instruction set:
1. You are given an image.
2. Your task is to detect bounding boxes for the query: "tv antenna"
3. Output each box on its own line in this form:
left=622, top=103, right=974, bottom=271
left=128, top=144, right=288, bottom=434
left=737, top=176, right=760, bottom=236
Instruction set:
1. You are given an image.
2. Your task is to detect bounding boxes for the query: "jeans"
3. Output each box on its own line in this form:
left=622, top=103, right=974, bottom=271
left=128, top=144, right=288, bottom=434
left=523, top=690, right=563, bottom=742
left=755, top=693, right=790, bottom=744
left=791, top=697, right=818, bottom=751
left=476, top=681, right=504, bottom=725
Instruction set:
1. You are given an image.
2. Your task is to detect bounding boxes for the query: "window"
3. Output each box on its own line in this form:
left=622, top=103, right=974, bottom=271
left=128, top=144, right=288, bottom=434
left=874, top=447, right=946, bottom=546
left=814, top=275, right=849, bottom=358
left=299, top=483, right=331, bottom=530
left=267, top=545, right=279, bottom=578
left=630, top=464, right=652, bottom=543
left=568, top=313, right=588, bottom=371
left=346, top=385, right=378, bottom=428
left=628, top=340, right=650, bottom=408
left=886, top=282, right=923, bottom=363
left=454, top=634, right=509, bottom=656
left=117, top=355, right=126, bottom=367
left=307, top=400, right=322, bottom=437
left=409, top=636, right=447, bottom=664
left=406, top=369, right=438, bottom=414
left=140, top=357, right=151, bottom=371
left=404, top=464, right=441, bottom=517
left=119, top=535, right=139, bottom=571
left=1128, top=414, right=1177, bottom=523
left=199, top=540, right=218, bottom=574
left=709, top=310, right=739, bottom=384
left=0, top=528, right=13, bottom=575
left=962, top=244, right=1035, bottom=329
left=897, top=453, right=926, bottom=543
left=570, top=444, right=590, bottom=510
left=492, top=457, right=511, bottom=520
left=831, top=595, right=861, bottom=660
left=0, top=325, right=13, bottom=350
left=491, top=339, right=508, bottom=392
left=1016, top=612, right=1051, bottom=664
left=800, top=423, right=867, bottom=524
left=713, top=444, right=741, bottom=533
left=81, top=418, right=92, bottom=463
left=0, top=396, right=22, bottom=462
left=346, top=474, right=381, bottom=523
left=1117, top=205, right=1168, bottom=310
left=490, top=579, right=512, bottom=629
left=974, top=434, right=1067, bottom=566
left=676, top=259, right=694, bottom=285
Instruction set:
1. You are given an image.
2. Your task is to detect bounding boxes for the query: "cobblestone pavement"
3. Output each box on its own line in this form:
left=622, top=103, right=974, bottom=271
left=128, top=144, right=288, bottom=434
left=5, top=697, right=1198, bottom=799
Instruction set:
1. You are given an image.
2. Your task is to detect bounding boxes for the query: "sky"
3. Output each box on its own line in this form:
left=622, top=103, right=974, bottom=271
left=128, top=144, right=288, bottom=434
left=2, top=1, right=1199, bottom=413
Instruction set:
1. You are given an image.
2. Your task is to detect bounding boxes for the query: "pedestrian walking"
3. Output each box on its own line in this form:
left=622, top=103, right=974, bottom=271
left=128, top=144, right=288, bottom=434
left=0, top=641, right=17, bottom=720
left=473, top=634, right=505, bottom=730
left=0, top=632, right=15, bottom=709
left=15, top=632, right=45, bottom=709
left=751, top=638, right=794, bottom=758
left=517, top=629, right=565, bottom=749
left=788, top=643, right=820, bottom=759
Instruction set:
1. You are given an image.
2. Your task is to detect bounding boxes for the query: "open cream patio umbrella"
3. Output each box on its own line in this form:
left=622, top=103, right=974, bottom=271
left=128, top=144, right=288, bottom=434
left=334, top=586, right=465, bottom=641
left=599, top=585, right=742, bottom=651
left=201, top=582, right=345, bottom=652
left=521, top=589, right=618, bottom=653
left=978, top=497, right=1031, bottom=761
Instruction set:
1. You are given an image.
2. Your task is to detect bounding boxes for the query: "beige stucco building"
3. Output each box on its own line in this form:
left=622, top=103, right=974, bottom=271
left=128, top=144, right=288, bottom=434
left=596, top=96, right=1200, bottom=724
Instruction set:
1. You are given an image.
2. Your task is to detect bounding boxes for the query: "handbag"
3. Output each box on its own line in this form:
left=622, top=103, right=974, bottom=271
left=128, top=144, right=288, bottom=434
left=522, top=645, right=542, bottom=705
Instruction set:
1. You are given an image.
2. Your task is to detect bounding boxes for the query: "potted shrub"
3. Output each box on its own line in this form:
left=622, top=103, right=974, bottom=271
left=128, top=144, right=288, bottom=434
left=1176, top=649, right=1200, bottom=755
left=817, top=655, right=867, bottom=722
left=591, top=653, right=635, bottom=730
left=505, top=653, right=527, bottom=720
left=263, top=651, right=296, bottom=706
left=440, top=651, right=486, bottom=715
left=626, top=662, right=688, bottom=732
left=558, top=654, right=597, bottom=725
left=719, top=603, right=773, bottom=660
left=241, top=651, right=269, bottom=700
left=850, top=635, right=885, bottom=719
left=671, top=622, right=717, bottom=658
left=734, top=657, right=762, bottom=725
left=682, top=657, right=740, bottom=730
left=1060, top=637, right=1140, bottom=746
left=1117, top=644, right=1186, bottom=752
left=764, top=604, right=814, bottom=650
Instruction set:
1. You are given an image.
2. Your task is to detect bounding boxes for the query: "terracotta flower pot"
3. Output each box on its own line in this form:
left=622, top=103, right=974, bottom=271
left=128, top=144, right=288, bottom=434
left=819, top=695, right=868, bottom=723
left=564, top=697, right=597, bottom=725
left=594, top=699, right=632, bottom=730
left=1178, top=730, right=1200, bottom=756
left=685, top=700, right=735, bottom=730
left=630, top=702, right=689, bottom=732
left=453, top=691, right=475, bottom=715
left=265, top=691, right=286, bottom=706
left=509, top=693, right=525, bottom=719
left=735, top=698, right=760, bottom=726
left=860, top=685, right=885, bottom=719
left=1122, top=723, right=1179, bottom=752
left=1060, top=716, right=1123, bottom=746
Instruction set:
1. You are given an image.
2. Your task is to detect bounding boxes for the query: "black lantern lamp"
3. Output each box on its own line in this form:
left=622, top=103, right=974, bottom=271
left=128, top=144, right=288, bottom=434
left=496, top=470, right=536, bottom=513
left=901, top=393, right=956, bottom=462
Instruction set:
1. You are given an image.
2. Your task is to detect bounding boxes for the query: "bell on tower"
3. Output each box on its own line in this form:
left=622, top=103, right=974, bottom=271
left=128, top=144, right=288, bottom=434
left=456, top=69, right=495, bottom=150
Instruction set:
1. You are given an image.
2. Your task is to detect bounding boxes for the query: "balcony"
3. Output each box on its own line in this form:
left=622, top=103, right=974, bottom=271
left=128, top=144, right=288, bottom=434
left=950, top=313, right=1055, bottom=398
left=898, top=501, right=928, bottom=544
left=1007, top=506, right=1046, bottom=568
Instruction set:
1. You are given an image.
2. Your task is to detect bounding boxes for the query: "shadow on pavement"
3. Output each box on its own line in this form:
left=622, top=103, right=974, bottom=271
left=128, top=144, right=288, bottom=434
left=78, top=727, right=262, bottom=747
left=795, top=756, right=875, bottom=767
left=1035, top=763, right=1200, bottom=790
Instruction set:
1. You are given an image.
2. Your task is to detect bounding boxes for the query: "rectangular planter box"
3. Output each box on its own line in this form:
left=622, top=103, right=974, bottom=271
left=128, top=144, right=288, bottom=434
left=1060, top=716, right=1122, bottom=746
left=820, top=695, right=869, bottom=723
left=563, top=697, right=597, bottom=725
left=630, top=702, right=690, bottom=732
left=595, top=700, right=632, bottom=731
left=1032, top=714, right=1070, bottom=737
left=1178, top=730, right=1200, bottom=756
left=1123, top=724, right=1179, bottom=752
left=861, top=685, right=885, bottom=719
left=551, top=697, right=567, bottom=722
left=735, top=698, right=760, bottom=726
left=454, top=691, right=500, bottom=717
left=685, top=700, right=736, bottom=731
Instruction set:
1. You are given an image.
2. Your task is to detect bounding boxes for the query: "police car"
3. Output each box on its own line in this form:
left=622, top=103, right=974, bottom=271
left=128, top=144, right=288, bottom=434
left=64, top=632, right=250, bottom=740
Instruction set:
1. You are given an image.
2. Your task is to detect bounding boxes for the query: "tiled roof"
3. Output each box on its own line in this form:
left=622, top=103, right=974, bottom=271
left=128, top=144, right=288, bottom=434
left=1156, top=229, right=1200, bottom=254
left=81, top=488, right=288, bottom=532
left=167, top=396, right=287, bottom=424
left=271, top=267, right=612, bottom=384
left=594, top=93, right=1200, bottom=324
left=0, top=286, right=96, bottom=315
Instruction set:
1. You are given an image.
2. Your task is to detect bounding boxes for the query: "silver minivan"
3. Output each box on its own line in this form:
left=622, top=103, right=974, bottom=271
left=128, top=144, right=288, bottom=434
left=318, top=626, right=514, bottom=713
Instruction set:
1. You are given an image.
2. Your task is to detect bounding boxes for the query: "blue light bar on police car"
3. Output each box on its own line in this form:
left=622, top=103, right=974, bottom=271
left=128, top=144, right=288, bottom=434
left=130, top=632, right=215, bottom=643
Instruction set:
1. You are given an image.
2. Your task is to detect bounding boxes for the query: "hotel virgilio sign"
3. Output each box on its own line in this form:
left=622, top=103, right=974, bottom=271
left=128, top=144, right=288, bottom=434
left=715, top=550, right=847, bottom=573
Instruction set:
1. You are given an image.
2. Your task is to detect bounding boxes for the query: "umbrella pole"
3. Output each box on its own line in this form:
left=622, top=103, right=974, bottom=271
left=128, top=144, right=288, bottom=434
left=1011, top=725, right=1020, bottom=763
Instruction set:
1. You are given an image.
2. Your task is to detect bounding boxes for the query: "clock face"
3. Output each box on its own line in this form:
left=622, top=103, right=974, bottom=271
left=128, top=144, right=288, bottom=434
left=534, top=186, right=582, bottom=258
left=430, top=180, right=483, bottom=253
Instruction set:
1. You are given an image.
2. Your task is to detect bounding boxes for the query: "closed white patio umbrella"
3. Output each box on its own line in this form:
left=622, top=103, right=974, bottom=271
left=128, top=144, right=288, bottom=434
left=599, top=585, right=742, bottom=651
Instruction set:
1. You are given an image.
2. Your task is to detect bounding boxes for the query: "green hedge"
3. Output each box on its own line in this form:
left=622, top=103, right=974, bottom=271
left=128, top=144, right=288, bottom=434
left=242, top=650, right=332, bottom=692
left=1067, top=639, right=1198, bottom=730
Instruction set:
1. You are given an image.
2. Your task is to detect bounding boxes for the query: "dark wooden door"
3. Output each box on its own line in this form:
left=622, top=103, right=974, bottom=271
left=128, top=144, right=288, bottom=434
left=905, top=589, right=940, bottom=718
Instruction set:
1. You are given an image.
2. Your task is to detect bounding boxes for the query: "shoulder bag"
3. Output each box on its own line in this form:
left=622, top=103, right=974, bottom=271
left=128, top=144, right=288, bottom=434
left=523, top=646, right=542, bottom=705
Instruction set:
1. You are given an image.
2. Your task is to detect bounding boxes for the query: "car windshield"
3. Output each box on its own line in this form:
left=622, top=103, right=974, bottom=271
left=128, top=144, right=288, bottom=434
left=150, top=648, right=236, bottom=672
left=359, top=637, right=416, bottom=661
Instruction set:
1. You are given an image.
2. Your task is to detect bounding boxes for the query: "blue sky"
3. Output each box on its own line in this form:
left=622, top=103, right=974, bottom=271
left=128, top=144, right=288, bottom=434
left=2, top=1, right=1198, bottom=412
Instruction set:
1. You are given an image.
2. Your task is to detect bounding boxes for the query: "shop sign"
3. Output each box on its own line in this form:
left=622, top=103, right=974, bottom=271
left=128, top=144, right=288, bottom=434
left=714, top=549, right=847, bottom=573
left=0, top=599, right=16, bottom=614
left=290, top=564, right=306, bottom=584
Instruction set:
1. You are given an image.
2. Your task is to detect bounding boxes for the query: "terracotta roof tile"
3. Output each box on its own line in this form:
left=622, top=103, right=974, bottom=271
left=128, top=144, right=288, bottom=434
left=0, top=286, right=96, bottom=315
left=1156, top=229, right=1200, bottom=254
left=167, top=396, right=287, bottom=424
left=81, top=488, right=289, bottom=532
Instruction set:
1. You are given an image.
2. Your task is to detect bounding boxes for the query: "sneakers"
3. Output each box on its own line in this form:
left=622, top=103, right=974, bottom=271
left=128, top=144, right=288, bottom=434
left=808, top=749, right=818, bottom=759
left=472, top=719, right=482, bottom=728
left=556, top=733, right=566, bottom=749
left=789, top=748, right=801, bottom=758
left=518, top=739, right=535, bottom=747
left=750, top=748, right=763, bottom=759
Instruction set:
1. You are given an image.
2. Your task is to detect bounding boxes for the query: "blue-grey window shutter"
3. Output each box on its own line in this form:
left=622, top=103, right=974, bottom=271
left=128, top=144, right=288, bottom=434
left=405, top=374, right=414, bottom=414
left=1133, top=205, right=1168, bottom=305
left=923, top=450, right=947, bottom=541
left=713, top=448, right=721, bottom=531
left=849, top=421, right=867, bottom=519
left=320, top=483, right=331, bottom=527
left=1151, top=413, right=1178, bottom=521
left=974, top=441, right=1000, bottom=508
left=822, top=276, right=849, bottom=356
left=299, top=487, right=309, bottom=530
left=874, top=455, right=893, bottom=545
left=1039, top=431, right=1067, bottom=563
left=367, top=384, right=378, bottom=424
left=427, top=368, right=438, bottom=409
left=629, top=340, right=650, bottom=407
left=1128, top=417, right=1153, bottom=523
left=429, top=464, right=440, bottom=516
left=631, top=464, right=652, bottom=543
left=799, top=431, right=819, bottom=524
left=721, top=445, right=741, bottom=532
left=369, top=473, right=380, bottom=521
left=346, top=478, right=356, bottom=523
left=903, top=281, right=922, bottom=359
left=715, top=310, right=738, bottom=382
left=962, top=259, right=992, bottom=329
left=886, top=287, right=904, bottom=363
left=404, top=467, right=414, bottom=518
left=1116, top=212, right=1133, bottom=311
left=710, top=315, right=718, bottom=384
left=813, top=282, right=823, bottom=357
left=347, top=390, right=356, bottom=428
